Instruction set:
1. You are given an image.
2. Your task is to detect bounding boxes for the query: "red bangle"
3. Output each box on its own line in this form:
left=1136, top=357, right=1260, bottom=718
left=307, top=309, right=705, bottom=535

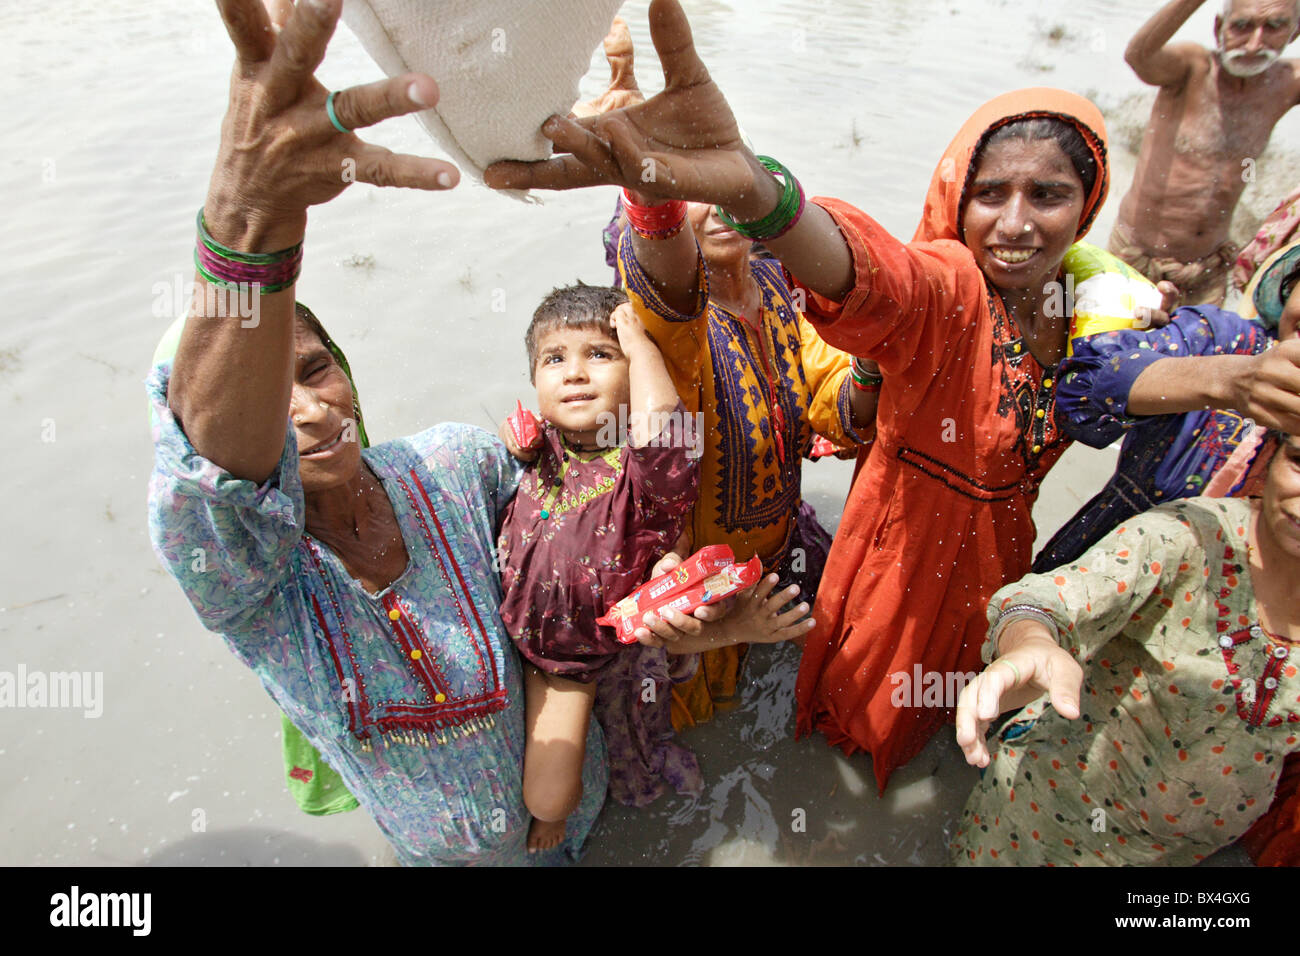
left=849, top=377, right=881, bottom=394
left=622, top=189, right=687, bottom=239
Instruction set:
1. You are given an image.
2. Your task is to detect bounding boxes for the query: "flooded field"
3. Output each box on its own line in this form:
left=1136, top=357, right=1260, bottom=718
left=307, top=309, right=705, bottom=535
left=3, top=0, right=1293, bottom=865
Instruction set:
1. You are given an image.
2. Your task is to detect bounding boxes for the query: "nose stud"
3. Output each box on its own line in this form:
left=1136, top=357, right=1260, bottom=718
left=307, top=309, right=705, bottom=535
left=1023, top=223, right=1032, bottom=234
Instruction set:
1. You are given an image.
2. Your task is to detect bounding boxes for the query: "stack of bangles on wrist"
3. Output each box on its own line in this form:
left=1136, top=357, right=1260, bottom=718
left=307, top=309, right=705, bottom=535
left=989, top=604, right=1059, bottom=658
left=715, top=155, right=806, bottom=241
left=194, top=209, right=303, bottom=295
left=850, top=358, right=883, bottom=393
left=621, top=190, right=688, bottom=240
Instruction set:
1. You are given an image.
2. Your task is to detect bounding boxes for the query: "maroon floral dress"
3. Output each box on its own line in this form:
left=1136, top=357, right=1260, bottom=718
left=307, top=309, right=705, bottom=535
left=498, top=406, right=703, bottom=806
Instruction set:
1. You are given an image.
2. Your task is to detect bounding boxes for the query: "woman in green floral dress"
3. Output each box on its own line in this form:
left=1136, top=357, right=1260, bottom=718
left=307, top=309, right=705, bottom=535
left=952, top=432, right=1300, bottom=866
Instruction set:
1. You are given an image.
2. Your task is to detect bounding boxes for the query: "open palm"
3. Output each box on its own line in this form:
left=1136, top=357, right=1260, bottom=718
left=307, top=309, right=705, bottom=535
left=485, top=0, right=754, bottom=207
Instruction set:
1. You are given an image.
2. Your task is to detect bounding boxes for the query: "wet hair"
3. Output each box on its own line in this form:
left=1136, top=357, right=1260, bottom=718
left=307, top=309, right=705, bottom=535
left=524, top=283, right=628, bottom=383
left=980, top=117, right=1099, bottom=199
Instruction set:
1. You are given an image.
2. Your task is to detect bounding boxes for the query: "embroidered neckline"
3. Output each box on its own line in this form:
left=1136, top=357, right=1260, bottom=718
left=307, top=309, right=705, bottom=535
left=301, top=463, right=509, bottom=751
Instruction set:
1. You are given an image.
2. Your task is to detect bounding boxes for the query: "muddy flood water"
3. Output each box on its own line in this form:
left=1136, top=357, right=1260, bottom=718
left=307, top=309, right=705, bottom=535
left=3, top=0, right=1298, bottom=866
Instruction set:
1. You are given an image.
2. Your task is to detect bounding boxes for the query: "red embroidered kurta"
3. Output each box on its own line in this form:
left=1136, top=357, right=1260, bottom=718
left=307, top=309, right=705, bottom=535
left=793, top=89, right=1113, bottom=791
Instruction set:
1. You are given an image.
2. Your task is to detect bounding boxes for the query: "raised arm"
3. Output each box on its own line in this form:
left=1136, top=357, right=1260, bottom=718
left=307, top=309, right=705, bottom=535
left=1056, top=307, right=1292, bottom=445
left=169, top=0, right=456, bottom=483
left=610, top=303, right=680, bottom=446
left=484, top=0, right=856, bottom=303
left=1124, top=0, right=1206, bottom=87
left=1127, top=339, right=1300, bottom=432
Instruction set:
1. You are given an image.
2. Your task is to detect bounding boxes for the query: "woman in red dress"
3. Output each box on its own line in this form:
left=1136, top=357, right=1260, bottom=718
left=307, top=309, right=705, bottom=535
left=486, top=0, right=1110, bottom=792
left=790, top=90, right=1110, bottom=790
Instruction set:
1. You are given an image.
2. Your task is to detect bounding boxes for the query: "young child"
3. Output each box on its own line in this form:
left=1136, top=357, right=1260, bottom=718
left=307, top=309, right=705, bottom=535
left=496, top=284, right=702, bottom=852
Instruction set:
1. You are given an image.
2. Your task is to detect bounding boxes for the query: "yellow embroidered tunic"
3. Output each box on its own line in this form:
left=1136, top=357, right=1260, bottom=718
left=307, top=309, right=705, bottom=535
left=619, top=236, right=871, bottom=568
left=619, top=235, right=872, bottom=727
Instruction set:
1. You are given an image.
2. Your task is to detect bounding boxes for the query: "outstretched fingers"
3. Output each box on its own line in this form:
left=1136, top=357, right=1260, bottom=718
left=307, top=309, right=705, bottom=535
left=351, top=144, right=459, bottom=191
left=215, top=0, right=276, bottom=62
left=975, top=661, right=1014, bottom=723
left=330, top=74, right=441, bottom=132
left=648, top=0, right=710, bottom=89
left=543, top=114, right=619, bottom=177
left=954, top=679, right=991, bottom=767
left=267, top=0, right=340, bottom=103
left=1044, top=654, right=1083, bottom=720
left=485, top=154, right=609, bottom=192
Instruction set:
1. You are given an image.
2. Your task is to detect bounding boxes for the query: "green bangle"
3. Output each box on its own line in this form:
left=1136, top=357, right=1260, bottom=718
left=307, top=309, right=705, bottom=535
left=715, top=156, right=805, bottom=241
left=850, top=359, right=883, bottom=387
left=196, top=209, right=303, bottom=265
left=993, top=659, right=1022, bottom=684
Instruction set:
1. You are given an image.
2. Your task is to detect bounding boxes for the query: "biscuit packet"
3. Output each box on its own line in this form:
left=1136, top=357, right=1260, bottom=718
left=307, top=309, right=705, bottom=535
left=598, top=544, right=764, bottom=644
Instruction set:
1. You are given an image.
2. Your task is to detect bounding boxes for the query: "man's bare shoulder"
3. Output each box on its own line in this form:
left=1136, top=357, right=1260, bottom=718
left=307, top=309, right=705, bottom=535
left=1284, top=56, right=1300, bottom=102
left=1144, top=41, right=1213, bottom=90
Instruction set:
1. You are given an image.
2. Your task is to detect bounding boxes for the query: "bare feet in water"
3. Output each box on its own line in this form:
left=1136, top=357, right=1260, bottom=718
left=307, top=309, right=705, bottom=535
left=528, top=816, right=566, bottom=854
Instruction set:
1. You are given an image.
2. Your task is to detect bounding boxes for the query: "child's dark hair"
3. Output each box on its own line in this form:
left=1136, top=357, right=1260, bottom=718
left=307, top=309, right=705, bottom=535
left=525, top=283, right=628, bottom=383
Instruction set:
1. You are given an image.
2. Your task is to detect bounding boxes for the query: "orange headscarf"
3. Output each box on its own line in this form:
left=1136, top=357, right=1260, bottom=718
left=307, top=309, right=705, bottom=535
left=912, top=88, right=1110, bottom=249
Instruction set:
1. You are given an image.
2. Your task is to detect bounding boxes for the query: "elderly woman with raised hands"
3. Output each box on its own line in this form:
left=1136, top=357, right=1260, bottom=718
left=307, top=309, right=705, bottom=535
left=488, top=0, right=1115, bottom=791
left=148, top=0, right=605, bottom=865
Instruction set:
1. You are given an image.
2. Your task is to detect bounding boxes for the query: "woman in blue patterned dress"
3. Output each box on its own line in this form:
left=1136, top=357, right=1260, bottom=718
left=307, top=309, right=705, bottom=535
left=147, top=0, right=604, bottom=865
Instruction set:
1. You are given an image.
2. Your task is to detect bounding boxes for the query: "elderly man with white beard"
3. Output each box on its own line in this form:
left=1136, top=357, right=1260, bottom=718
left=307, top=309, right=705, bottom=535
left=1110, top=0, right=1300, bottom=306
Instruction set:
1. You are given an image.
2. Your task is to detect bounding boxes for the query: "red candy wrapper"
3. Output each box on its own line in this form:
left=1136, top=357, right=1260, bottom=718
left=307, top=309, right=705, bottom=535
left=507, top=400, right=541, bottom=451
left=808, top=434, right=842, bottom=460
left=597, top=544, right=764, bottom=644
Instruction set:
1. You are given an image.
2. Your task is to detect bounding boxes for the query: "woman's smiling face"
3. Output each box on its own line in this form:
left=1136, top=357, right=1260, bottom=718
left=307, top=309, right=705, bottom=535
left=291, top=320, right=363, bottom=493
left=961, top=137, right=1087, bottom=297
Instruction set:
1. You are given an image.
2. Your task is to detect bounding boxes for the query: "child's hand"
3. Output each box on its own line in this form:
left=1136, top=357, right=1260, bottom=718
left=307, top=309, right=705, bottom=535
left=715, top=574, right=812, bottom=645
left=634, top=574, right=812, bottom=651
left=499, top=404, right=542, bottom=463
left=634, top=601, right=729, bottom=649
left=610, top=302, right=654, bottom=353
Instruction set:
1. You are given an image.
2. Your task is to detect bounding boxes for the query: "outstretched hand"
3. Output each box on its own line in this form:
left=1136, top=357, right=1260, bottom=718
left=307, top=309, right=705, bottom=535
left=484, top=0, right=757, bottom=208
left=571, top=17, right=646, bottom=118
left=206, top=0, right=459, bottom=248
left=634, top=572, right=813, bottom=651
left=954, top=620, right=1083, bottom=768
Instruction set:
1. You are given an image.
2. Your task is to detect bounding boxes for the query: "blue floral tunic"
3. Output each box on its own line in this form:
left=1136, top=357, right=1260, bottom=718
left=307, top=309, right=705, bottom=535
left=146, top=365, right=606, bottom=865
